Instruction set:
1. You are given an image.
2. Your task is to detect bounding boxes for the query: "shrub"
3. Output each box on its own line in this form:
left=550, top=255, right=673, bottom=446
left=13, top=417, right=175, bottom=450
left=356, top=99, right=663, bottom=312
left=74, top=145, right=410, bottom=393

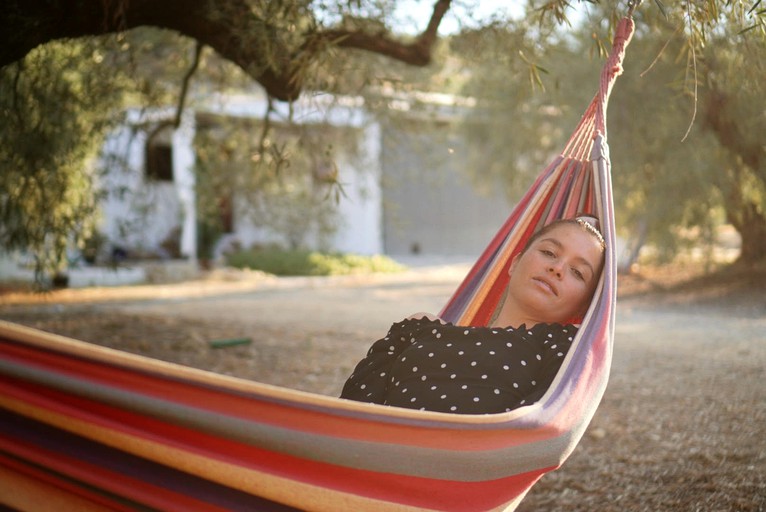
left=226, top=247, right=406, bottom=276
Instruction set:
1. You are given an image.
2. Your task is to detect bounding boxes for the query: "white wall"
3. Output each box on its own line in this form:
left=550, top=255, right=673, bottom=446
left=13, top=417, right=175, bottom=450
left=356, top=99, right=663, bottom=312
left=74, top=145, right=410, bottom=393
left=330, top=122, right=383, bottom=255
left=97, top=95, right=385, bottom=261
left=200, top=93, right=383, bottom=256
left=99, top=109, right=192, bottom=259
left=172, top=112, right=197, bottom=260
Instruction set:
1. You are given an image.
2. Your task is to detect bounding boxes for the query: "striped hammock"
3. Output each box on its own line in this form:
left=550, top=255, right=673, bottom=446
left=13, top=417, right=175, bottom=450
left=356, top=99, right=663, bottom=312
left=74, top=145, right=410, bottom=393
left=0, top=17, right=634, bottom=512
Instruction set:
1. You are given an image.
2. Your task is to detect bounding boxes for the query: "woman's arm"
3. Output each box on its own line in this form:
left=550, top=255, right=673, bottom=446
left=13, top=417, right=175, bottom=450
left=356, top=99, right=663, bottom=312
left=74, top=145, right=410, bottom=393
left=340, top=320, right=416, bottom=403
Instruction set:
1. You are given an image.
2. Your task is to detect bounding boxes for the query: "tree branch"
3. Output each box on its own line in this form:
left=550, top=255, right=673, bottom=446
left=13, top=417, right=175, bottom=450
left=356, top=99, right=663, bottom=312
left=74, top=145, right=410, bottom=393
left=174, top=41, right=204, bottom=129
left=304, top=0, right=451, bottom=66
left=704, top=90, right=763, bottom=174
left=0, top=0, right=452, bottom=102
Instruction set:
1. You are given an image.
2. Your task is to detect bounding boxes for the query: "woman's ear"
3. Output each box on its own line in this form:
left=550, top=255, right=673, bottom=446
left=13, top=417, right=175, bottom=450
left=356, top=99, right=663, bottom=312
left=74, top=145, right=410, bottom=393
left=507, top=253, right=520, bottom=276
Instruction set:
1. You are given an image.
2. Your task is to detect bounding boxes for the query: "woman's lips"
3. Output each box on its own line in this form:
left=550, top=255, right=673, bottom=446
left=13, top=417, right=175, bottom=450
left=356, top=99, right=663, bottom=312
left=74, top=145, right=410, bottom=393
left=533, top=277, right=558, bottom=296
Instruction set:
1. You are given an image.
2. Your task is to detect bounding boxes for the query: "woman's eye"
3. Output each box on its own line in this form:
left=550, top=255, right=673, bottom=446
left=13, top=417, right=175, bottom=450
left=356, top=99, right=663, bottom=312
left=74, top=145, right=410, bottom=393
left=540, top=249, right=555, bottom=257
left=572, top=268, right=585, bottom=281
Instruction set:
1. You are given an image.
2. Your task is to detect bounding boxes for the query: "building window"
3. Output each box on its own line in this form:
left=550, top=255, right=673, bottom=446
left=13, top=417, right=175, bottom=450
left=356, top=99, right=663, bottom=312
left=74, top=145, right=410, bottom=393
left=218, top=194, right=234, bottom=234
left=145, top=143, right=174, bottom=182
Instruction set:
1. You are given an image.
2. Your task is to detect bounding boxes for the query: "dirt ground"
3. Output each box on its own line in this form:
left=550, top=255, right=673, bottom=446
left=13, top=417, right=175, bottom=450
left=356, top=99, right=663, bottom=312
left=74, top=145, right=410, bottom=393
left=1, top=261, right=764, bottom=511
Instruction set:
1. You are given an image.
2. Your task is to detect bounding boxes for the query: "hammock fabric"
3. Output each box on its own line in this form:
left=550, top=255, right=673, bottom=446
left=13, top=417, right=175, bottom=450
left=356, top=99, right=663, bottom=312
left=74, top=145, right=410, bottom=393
left=0, top=17, right=634, bottom=512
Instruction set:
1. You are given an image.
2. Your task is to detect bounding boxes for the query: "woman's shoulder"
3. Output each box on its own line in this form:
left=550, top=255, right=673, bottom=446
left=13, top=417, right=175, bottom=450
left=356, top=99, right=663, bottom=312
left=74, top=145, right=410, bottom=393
left=528, top=322, right=578, bottom=334
left=392, top=317, right=577, bottom=339
left=386, top=315, right=449, bottom=336
left=525, top=322, right=579, bottom=346
left=395, top=315, right=446, bottom=328
left=454, top=322, right=577, bottom=335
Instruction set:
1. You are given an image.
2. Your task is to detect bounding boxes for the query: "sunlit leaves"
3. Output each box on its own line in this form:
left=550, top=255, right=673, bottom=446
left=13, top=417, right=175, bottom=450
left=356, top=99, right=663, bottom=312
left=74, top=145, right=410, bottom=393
left=452, top=1, right=764, bottom=263
left=1, top=0, right=764, bottom=280
left=193, top=113, right=354, bottom=251
left=0, top=40, right=123, bottom=281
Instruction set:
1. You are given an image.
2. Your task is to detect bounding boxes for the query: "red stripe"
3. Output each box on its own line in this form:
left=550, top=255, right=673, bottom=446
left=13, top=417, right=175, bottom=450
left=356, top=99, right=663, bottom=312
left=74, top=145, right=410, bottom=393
left=0, top=341, right=560, bottom=451
left=0, top=374, right=553, bottom=510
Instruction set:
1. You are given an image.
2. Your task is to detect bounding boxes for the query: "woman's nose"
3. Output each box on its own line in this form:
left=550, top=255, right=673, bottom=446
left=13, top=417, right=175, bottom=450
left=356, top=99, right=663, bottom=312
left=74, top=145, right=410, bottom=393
left=548, top=264, right=563, bottom=278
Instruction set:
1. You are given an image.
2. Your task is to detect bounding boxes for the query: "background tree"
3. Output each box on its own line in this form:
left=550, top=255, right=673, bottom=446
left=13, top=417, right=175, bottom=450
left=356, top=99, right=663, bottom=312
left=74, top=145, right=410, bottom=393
left=0, top=29, right=218, bottom=280
left=0, top=0, right=453, bottom=101
left=699, top=34, right=766, bottom=264
left=193, top=114, right=353, bottom=256
left=452, top=3, right=765, bottom=267
left=1, top=0, right=764, bottom=280
left=0, top=40, right=121, bottom=280
left=2, top=1, right=762, bottom=107
left=602, top=5, right=766, bottom=265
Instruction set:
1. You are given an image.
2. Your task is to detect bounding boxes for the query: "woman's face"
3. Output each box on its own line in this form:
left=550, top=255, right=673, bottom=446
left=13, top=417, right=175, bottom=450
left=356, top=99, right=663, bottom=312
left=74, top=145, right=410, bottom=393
left=507, top=223, right=604, bottom=324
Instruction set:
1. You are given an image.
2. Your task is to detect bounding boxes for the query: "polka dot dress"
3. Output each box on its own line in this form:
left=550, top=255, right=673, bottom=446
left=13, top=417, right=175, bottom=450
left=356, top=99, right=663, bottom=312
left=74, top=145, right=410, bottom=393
left=340, top=317, right=576, bottom=414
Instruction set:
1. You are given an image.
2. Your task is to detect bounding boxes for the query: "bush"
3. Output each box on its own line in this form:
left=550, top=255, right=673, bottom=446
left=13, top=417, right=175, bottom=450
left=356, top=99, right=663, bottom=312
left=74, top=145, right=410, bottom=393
left=225, top=247, right=406, bottom=276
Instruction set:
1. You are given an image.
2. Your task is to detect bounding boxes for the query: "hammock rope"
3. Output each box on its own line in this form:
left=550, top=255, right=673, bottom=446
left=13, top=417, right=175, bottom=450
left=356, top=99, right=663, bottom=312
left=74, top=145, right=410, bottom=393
left=0, top=15, right=635, bottom=512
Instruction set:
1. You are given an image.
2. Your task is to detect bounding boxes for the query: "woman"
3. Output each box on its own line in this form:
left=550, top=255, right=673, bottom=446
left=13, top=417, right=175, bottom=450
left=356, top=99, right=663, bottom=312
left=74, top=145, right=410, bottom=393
left=340, top=216, right=605, bottom=414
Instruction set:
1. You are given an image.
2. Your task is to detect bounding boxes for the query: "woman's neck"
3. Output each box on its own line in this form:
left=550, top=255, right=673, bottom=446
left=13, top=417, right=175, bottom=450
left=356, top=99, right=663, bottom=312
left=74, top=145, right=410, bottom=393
left=490, top=310, right=531, bottom=329
left=489, top=290, right=538, bottom=329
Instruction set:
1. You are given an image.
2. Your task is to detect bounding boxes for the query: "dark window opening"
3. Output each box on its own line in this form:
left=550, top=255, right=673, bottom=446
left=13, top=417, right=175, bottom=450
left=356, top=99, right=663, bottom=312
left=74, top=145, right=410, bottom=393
left=146, top=144, right=174, bottom=182
left=218, top=195, right=234, bottom=234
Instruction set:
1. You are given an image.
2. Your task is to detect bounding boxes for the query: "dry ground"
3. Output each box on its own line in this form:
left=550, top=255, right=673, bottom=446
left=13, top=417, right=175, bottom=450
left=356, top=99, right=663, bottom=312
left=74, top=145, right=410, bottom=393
left=1, top=262, right=764, bottom=511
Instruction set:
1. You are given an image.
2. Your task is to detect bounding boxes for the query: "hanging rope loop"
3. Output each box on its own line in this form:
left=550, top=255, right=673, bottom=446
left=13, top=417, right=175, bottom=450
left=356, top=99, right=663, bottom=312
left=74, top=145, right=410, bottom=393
left=627, top=0, right=644, bottom=19
left=593, top=15, right=636, bottom=136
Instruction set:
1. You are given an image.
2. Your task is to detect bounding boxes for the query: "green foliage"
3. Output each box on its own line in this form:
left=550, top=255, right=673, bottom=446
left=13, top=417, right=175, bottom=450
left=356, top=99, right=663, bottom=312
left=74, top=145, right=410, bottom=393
left=226, top=246, right=405, bottom=276
left=607, top=11, right=766, bottom=262
left=605, top=32, right=722, bottom=259
left=451, top=19, right=592, bottom=200
left=0, top=28, right=255, bottom=280
left=450, top=4, right=765, bottom=263
left=2, top=0, right=764, bottom=281
left=193, top=114, right=355, bottom=251
left=0, top=40, right=122, bottom=279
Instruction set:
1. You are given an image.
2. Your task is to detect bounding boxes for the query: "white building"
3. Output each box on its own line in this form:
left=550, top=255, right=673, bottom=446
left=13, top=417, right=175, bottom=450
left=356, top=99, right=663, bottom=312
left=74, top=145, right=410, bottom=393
left=99, top=90, right=512, bottom=261
left=0, top=90, right=513, bottom=286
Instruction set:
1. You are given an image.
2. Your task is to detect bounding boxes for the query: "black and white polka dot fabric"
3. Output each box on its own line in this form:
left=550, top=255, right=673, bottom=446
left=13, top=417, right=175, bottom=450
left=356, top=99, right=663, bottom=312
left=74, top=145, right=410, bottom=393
left=340, top=317, right=576, bottom=414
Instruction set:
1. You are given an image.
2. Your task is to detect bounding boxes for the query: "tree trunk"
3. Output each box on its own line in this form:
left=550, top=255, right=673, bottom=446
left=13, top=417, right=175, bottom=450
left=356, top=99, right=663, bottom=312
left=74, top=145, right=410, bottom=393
left=727, top=200, right=766, bottom=266
left=703, top=83, right=766, bottom=266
